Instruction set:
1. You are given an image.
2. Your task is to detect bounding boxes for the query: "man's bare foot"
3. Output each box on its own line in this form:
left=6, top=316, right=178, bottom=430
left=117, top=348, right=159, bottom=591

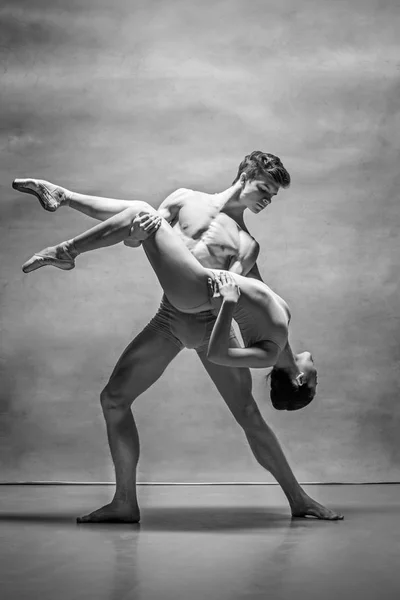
left=13, top=178, right=69, bottom=212
left=22, top=242, right=76, bottom=273
left=76, top=501, right=140, bottom=524
left=291, top=496, right=344, bottom=521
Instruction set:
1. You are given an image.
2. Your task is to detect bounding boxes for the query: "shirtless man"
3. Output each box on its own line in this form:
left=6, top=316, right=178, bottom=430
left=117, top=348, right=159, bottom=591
left=13, top=151, right=343, bottom=521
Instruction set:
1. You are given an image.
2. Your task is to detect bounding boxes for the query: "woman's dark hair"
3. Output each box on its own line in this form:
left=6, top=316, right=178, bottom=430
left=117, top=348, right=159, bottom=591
left=269, top=367, right=316, bottom=411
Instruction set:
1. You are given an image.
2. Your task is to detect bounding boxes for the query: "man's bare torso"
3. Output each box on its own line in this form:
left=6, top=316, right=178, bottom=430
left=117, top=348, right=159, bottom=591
left=156, top=188, right=288, bottom=346
left=159, top=188, right=258, bottom=275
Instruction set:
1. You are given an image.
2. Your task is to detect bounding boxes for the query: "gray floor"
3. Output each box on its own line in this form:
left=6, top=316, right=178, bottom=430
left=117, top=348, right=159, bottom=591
left=0, top=484, right=399, bottom=600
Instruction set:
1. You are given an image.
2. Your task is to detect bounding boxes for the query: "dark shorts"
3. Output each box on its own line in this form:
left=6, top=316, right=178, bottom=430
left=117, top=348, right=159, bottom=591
left=145, top=295, right=238, bottom=353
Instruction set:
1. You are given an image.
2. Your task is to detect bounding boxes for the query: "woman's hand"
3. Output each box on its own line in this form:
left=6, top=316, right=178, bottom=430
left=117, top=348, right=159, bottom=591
left=215, top=271, right=241, bottom=303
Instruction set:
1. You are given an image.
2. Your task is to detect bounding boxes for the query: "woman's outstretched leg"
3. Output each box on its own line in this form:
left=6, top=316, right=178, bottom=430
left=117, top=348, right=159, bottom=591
left=21, top=201, right=152, bottom=273
left=13, top=178, right=140, bottom=221
left=22, top=202, right=212, bottom=312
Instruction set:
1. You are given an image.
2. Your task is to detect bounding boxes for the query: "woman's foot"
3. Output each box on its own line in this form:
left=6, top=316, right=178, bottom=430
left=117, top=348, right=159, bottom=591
left=12, top=178, right=69, bottom=211
left=22, top=242, right=76, bottom=273
left=77, top=501, right=140, bottom=524
left=291, top=494, right=344, bottom=520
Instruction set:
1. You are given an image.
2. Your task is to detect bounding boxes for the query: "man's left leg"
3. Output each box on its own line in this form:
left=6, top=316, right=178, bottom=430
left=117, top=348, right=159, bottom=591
left=196, top=348, right=343, bottom=520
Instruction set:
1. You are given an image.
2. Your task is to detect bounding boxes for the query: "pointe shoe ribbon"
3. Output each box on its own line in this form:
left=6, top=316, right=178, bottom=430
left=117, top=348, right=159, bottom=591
left=12, top=178, right=65, bottom=212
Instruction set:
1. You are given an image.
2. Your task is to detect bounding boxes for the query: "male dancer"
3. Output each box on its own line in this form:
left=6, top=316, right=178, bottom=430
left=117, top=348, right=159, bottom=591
left=14, top=151, right=343, bottom=521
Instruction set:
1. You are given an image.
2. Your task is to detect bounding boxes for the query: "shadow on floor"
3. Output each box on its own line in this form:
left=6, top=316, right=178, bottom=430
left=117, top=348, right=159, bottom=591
left=140, top=506, right=327, bottom=531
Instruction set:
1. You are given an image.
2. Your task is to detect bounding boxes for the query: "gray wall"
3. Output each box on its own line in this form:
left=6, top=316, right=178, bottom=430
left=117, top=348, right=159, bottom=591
left=1, top=0, right=399, bottom=482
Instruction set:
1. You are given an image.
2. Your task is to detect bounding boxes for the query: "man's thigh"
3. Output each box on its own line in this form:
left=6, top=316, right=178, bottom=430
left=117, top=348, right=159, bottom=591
left=105, top=325, right=181, bottom=401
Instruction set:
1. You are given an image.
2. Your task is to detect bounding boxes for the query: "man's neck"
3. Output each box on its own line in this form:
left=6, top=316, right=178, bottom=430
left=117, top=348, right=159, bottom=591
left=214, top=182, right=247, bottom=227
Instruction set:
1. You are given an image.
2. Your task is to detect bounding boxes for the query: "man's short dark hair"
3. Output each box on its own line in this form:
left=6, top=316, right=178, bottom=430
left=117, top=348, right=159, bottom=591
left=233, top=151, right=291, bottom=188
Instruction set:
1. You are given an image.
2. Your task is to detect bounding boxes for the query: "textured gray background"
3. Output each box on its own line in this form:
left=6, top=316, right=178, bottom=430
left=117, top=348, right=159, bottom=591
left=1, top=0, right=399, bottom=482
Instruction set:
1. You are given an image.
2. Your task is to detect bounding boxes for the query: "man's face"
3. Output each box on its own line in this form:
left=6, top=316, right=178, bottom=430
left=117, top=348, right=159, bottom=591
left=239, top=175, right=281, bottom=214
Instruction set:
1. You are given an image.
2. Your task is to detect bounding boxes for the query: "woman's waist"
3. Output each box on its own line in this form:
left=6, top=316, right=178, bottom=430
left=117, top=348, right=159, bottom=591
left=233, top=295, right=289, bottom=346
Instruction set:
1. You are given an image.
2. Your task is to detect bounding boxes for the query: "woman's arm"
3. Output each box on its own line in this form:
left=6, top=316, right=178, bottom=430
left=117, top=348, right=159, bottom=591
left=206, top=273, right=280, bottom=369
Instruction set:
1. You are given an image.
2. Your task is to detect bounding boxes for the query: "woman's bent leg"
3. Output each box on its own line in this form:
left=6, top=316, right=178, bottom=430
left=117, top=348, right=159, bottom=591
left=21, top=203, right=149, bottom=273
left=69, top=202, right=152, bottom=252
left=22, top=202, right=212, bottom=311
left=73, top=207, right=212, bottom=310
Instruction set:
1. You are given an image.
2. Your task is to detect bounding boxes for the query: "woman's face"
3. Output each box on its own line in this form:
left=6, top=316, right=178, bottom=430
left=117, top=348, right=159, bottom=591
left=296, top=352, right=318, bottom=397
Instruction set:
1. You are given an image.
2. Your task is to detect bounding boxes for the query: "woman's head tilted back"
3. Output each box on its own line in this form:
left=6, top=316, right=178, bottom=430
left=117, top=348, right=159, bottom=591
left=269, top=352, right=318, bottom=411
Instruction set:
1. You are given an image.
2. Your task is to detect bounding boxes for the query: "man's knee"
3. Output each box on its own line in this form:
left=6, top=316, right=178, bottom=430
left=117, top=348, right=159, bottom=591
left=100, top=384, right=134, bottom=414
left=232, top=397, right=263, bottom=430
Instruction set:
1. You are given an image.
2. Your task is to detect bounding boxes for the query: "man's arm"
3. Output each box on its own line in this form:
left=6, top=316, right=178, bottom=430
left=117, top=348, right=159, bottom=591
left=228, top=230, right=260, bottom=277
left=157, top=188, right=189, bottom=225
left=231, top=220, right=265, bottom=281
left=125, top=188, right=188, bottom=247
left=244, top=262, right=264, bottom=282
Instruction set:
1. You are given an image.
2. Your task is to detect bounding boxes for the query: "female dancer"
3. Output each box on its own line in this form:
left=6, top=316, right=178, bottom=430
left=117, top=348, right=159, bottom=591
left=15, top=178, right=317, bottom=410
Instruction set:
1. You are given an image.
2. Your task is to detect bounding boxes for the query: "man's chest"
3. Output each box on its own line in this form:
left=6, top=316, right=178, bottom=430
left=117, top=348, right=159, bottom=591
left=178, top=199, right=240, bottom=245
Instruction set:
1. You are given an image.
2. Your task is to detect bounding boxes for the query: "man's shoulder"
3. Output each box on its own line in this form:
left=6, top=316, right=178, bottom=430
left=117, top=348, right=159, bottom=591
left=171, top=187, right=194, bottom=196
left=165, top=187, right=199, bottom=204
left=171, top=187, right=218, bottom=204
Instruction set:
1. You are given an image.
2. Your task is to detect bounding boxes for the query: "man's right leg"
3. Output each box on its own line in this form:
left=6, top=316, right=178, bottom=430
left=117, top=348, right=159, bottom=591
left=77, top=326, right=181, bottom=523
left=197, top=347, right=343, bottom=520
left=13, top=178, right=139, bottom=221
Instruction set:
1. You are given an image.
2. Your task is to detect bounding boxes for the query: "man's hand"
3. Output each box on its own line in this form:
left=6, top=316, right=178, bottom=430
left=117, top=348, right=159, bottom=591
left=133, top=212, right=162, bottom=238
left=215, top=271, right=241, bottom=303
left=125, top=211, right=162, bottom=247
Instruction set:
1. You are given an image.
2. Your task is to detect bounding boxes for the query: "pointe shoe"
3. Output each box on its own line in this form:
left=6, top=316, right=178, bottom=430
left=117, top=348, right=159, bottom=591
left=22, top=243, right=76, bottom=273
left=12, top=178, right=67, bottom=212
